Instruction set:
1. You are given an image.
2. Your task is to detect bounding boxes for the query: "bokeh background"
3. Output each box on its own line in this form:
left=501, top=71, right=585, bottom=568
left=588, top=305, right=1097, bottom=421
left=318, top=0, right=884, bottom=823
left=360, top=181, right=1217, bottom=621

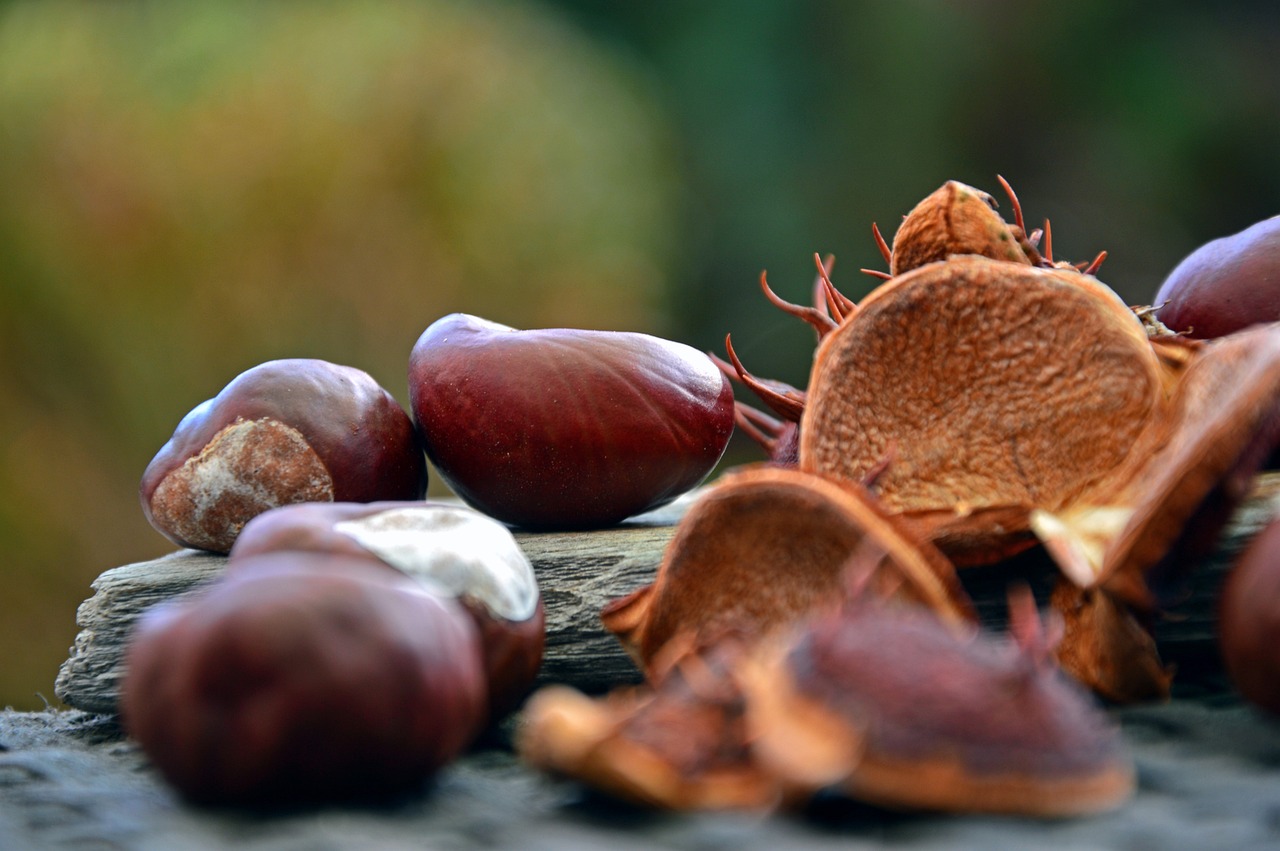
left=2, top=0, right=1279, bottom=709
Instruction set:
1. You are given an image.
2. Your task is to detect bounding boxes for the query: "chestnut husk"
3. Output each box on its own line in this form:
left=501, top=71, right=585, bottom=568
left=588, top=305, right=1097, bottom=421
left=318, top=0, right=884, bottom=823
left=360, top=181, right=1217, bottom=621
left=408, top=313, right=735, bottom=530
left=230, top=500, right=545, bottom=721
left=121, top=552, right=486, bottom=806
left=743, top=593, right=1134, bottom=817
left=799, top=255, right=1165, bottom=566
left=600, top=466, right=974, bottom=678
left=140, top=358, right=427, bottom=553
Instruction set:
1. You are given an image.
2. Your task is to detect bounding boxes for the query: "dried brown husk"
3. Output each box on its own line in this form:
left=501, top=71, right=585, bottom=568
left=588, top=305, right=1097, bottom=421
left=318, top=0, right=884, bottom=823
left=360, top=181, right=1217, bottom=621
left=1032, top=323, right=1280, bottom=700
left=741, top=594, right=1134, bottom=817
left=800, top=255, right=1166, bottom=566
left=600, top=466, right=974, bottom=677
left=516, top=639, right=780, bottom=811
left=1048, top=581, right=1173, bottom=705
left=888, top=181, right=1039, bottom=276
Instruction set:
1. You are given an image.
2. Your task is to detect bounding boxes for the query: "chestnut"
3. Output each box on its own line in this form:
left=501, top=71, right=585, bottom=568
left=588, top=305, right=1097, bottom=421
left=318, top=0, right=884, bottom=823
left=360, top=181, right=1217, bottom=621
left=230, top=500, right=544, bottom=720
left=140, top=358, right=428, bottom=553
left=408, top=313, right=735, bottom=529
left=120, top=552, right=487, bottom=806
left=1155, top=216, right=1280, bottom=339
left=1219, top=517, right=1280, bottom=715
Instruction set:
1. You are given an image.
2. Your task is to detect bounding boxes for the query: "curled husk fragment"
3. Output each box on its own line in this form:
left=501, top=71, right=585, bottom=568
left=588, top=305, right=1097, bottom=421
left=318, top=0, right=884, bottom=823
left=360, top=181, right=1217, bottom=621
left=600, top=465, right=974, bottom=677
left=710, top=255, right=845, bottom=466
left=741, top=590, right=1134, bottom=816
left=800, top=255, right=1166, bottom=565
left=1032, top=322, right=1280, bottom=701
left=525, top=580, right=1131, bottom=817
left=231, top=501, right=544, bottom=720
left=887, top=180, right=1041, bottom=276
left=122, top=553, right=486, bottom=806
left=517, top=639, right=778, bottom=811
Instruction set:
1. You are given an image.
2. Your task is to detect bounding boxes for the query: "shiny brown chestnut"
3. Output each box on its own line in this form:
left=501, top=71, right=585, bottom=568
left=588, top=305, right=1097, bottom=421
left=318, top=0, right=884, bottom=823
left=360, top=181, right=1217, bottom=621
left=230, top=500, right=544, bottom=720
left=1155, top=216, right=1280, bottom=339
left=140, top=359, right=427, bottom=553
left=408, top=313, right=735, bottom=529
left=1219, top=517, right=1280, bottom=715
left=120, top=552, right=486, bottom=806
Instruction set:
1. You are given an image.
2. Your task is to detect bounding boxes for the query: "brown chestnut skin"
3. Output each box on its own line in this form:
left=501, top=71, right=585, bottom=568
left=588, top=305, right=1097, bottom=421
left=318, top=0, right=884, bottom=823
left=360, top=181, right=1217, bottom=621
left=1155, top=216, right=1280, bottom=339
left=408, top=313, right=735, bottom=530
left=230, top=500, right=545, bottom=721
left=1219, top=517, right=1280, bottom=715
left=140, top=359, right=428, bottom=553
left=121, top=552, right=486, bottom=807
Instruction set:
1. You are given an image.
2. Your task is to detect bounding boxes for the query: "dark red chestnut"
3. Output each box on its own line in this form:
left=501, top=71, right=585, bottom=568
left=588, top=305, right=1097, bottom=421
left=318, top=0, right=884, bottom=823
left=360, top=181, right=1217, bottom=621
left=1219, top=517, right=1280, bottom=715
left=141, top=359, right=428, bottom=553
left=1155, top=216, right=1280, bottom=339
left=230, top=500, right=545, bottom=720
left=408, top=313, right=735, bottom=529
left=120, top=552, right=486, bottom=806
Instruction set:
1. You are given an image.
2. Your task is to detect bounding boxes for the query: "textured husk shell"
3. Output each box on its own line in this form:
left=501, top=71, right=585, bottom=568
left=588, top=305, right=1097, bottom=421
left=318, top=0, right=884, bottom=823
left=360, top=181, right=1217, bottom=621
left=516, top=643, right=778, bottom=812
left=744, top=603, right=1134, bottom=817
left=800, top=255, right=1165, bottom=564
left=889, top=181, right=1034, bottom=276
left=600, top=466, right=973, bottom=676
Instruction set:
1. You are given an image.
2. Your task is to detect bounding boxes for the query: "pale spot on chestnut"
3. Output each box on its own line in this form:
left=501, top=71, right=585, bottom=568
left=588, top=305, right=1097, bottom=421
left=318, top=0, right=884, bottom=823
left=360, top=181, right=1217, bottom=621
left=150, top=418, right=334, bottom=553
left=334, top=505, right=538, bottom=622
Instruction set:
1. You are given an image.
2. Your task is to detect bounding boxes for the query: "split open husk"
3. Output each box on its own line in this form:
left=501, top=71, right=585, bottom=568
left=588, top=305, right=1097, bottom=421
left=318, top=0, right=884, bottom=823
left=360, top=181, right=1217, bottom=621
left=600, top=465, right=974, bottom=677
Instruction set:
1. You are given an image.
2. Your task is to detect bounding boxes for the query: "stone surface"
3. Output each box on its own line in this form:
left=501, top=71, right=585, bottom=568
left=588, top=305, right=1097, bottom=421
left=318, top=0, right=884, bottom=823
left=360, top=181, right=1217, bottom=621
left=4, top=694, right=1280, bottom=849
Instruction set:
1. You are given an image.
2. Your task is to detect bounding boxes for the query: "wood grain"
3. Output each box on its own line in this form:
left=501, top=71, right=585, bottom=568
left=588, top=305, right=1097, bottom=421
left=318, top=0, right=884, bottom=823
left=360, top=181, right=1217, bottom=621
left=55, top=477, right=1280, bottom=715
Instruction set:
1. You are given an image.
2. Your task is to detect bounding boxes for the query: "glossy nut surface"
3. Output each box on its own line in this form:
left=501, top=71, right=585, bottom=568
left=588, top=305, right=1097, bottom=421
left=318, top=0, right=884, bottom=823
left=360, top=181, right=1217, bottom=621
left=121, top=552, right=485, bottom=806
left=1155, top=216, right=1280, bottom=339
left=408, top=313, right=735, bottom=529
left=231, top=500, right=545, bottom=719
left=1220, top=517, right=1280, bottom=715
left=140, top=359, right=427, bottom=552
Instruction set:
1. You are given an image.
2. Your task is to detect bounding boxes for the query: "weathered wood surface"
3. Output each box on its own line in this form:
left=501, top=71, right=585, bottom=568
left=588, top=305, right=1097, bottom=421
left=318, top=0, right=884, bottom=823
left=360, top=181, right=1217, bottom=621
left=56, top=476, right=1280, bottom=715
left=55, top=495, right=695, bottom=714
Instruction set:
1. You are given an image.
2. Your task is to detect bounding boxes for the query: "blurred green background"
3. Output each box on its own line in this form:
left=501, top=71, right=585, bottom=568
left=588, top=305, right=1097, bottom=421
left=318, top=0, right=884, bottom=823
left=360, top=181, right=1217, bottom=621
left=2, top=0, right=1278, bottom=709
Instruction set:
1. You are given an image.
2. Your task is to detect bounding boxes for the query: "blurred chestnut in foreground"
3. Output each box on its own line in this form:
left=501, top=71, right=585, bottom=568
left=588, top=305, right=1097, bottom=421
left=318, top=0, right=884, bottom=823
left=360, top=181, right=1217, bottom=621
left=1220, top=517, right=1280, bottom=715
left=140, top=359, right=427, bottom=553
left=408, top=313, right=735, bottom=529
left=121, top=552, right=486, bottom=806
left=231, top=501, right=545, bottom=720
left=1155, top=216, right=1280, bottom=339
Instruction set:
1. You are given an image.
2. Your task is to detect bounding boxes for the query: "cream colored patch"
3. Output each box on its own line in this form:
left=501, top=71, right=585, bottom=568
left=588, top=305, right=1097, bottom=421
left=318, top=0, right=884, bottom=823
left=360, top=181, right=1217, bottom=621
left=335, top=505, right=538, bottom=621
left=150, top=418, right=333, bottom=552
left=1030, top=505, right=1134, bottom=588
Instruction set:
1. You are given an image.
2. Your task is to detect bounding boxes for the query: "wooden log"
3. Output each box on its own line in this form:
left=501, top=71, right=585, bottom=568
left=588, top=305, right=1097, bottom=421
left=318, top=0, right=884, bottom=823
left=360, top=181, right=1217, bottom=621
left=55, top=477, right=1280, bottom=716
left=54, top=496, right=695, bottom=715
